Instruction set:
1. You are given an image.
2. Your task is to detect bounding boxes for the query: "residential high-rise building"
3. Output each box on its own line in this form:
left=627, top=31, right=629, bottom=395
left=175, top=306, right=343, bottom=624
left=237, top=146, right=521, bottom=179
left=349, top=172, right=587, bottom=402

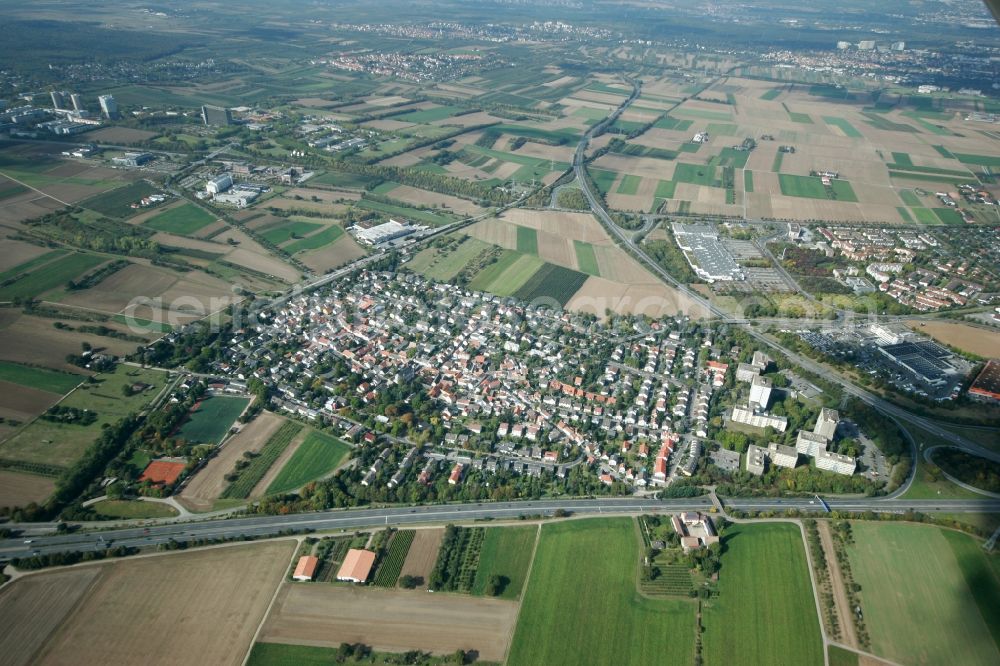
left=70, top=93, right=84, bottom=112
left=201, top=105, right=232, bottom=126
left=98, top=95, right=119, bottom=120
left=50, top=91, right=66, bottom=110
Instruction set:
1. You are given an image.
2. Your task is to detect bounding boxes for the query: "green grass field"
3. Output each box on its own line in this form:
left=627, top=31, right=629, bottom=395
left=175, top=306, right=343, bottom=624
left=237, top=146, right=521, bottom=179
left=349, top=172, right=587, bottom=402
left=674, top=162, right=719, bottom=187
left=760, top=89, right=782, bottom=101
left=744, top=170, right=754, bottom=193
left=940, top=529, right=1000, bottom=649
left=311, top=171, right=381, bottom=189
left=823, top=116, right=864, bottom=138
left=953, top=153, right=1000, bottom=168
left=411, top=237, right=491, bottom=282
left=90, top=499, right=178, bottom=519
left=896, top=207, right=913, bottom=223
left=899, top=189, right=922, bottom=206
left=246, top=643, right=485, bottom=666
left=516, top=225, right=539, bottom=254
left=395, top=105, right=462, bottom=123
left=573, top=240, right=600, bottom=276
left=513, top=263, right=589, bottom=306
left=778, top=174, right=858, bottom=202
left=616, top=174, right=642, bottom=195
left=673, top=107, right=733, bottom=121
left=847, top=522, right=1000, bottom=666
left=703, top=523, right=823, bottom=666
left=828, top=646, right=859, bottom=666
left=932, top=207, right=966, bottom=225
left=0, top=250, right=67, bottom=284
left=467, top=251, right=544, bottom=296
left=471, top=525, right=537, bottom=600
left=260, top=220, right=323, bottom=245
left=507, top=519, right=695, bottom=665
left=587, top=167, right=618, bottom=195
left=356, top=198, right=452, bottom=226
left=654, top=179, right=677, bottom=199
left=283, top=225, right=345, bottom=254
left=222, top=420, right=303, bottom=499
left=0, top=361, right=83, bottom=395
left=266, top=430, right=351, bottom=495
left=81, top=181, right=160, bottom=219
left=0, top=365, right=164, bottom=469
left=178, top=396, right=249, bottom=445
left=144, top=203, right=216, bottom=235
left=912, top=207, right=940, bottom=224
left=0, top=252, right=106, bottom=301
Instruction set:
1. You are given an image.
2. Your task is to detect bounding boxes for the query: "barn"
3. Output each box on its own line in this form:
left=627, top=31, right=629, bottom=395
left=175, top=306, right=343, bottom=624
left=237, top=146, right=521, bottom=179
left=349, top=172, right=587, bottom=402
left=336, top=549, right=376, bottom=583
left=293, top=555, right=319, bottom=582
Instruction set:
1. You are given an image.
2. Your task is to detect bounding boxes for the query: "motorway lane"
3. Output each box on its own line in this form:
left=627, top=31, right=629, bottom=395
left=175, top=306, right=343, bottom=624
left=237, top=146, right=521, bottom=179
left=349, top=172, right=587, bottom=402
left=4, top=496, right=999, bottom=560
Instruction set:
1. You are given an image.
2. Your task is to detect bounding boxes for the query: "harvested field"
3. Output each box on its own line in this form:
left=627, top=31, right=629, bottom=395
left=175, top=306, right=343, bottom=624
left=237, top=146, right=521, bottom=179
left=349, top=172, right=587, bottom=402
left=250, top=426, right=309, bottom=498
left=568, top=277, right=709, bottom=319
left=398, top=528, right=445, bottom=588
left=87, top=127, right=158, bottom=143
left=297, top=236, right=367, bottom=273
left=60, top=264, right=178, bottom=314
left=179, top=411, right=286, bottom=512
left=0, top=239, right=51, bottom=273
left=0, top=379, right=62, bottom=422
left=0, top=313, right=138, bottom=372
left=0, top=566, right=103, bottom=666
left=32, top=541, right=295, bottom=666
left=0, top=469, right=56, bottom=509
left=258, top=584, right=519, bottom=662
left=907, top=321, right=1000, bottom=358
left=223, top=247, right=301, bottom=284
left=380, top=185, right=485, bottom=215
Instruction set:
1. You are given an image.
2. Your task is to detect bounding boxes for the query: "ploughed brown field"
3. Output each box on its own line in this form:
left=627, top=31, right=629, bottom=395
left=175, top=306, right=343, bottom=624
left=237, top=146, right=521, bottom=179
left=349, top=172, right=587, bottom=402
left=258, top=584, right=519, bottom=662
left=0, top=541, right=295, bottom=666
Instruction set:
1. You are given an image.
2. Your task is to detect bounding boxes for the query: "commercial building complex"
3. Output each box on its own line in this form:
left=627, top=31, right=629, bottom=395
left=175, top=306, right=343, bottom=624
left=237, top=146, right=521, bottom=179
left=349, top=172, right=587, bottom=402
left=671, top=223, right=743, bottom=283
left=969, top=359, right=1000, bottom=403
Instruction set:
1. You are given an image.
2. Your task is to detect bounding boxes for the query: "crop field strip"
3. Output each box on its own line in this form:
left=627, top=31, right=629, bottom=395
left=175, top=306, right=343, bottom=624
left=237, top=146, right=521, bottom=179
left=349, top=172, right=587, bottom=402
left=0, top=360, right=82, bottom=394
left=178, top=395, right=249, bottom=445
left=372, top=529, right=416, bottom=587
left=222, top=421, right=303, bottom=499
left=144, top=202, right=216, bottom=235
left=470, top=525, right=537, bottom=600
left=573, top=240, right=601, bottom=276
left=512, top=263, right=590, bottom=306
left=80, top=181, right=160, bottom=219
left=639, top=564, right=694, bottom=597
left=0, top=252, right=107, bottom=301
left=265, top=430, right=351, bottom=495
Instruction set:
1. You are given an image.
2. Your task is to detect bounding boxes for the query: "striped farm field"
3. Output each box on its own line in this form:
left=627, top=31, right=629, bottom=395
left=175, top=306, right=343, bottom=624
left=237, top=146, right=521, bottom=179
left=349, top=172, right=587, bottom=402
left=373, top=530, right=416, bottom=587
left=265, top=430, right=351, bottom=495
left=222, top=421, right=303, bottom=499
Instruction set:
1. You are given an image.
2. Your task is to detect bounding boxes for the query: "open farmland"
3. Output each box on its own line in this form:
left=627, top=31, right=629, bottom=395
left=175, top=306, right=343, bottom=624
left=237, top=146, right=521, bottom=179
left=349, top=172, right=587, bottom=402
left=398, top=528, right=445, bottom=589
left=0, top=364, right=164, bottom=470
left=0, top=469, right=56, bottom=509
left=906, top=321, right=1000, bottom=358
left=0, top=252, right=107, bottom=302
left=508, top=518, right=695, bottom=665
left=80, top=181, right=161, bottom=219
left=144, top=203, right=217, bottom=235
left=10, top=541, right=295, bottom=666
left=0, top=361, right=82, bottom=394
left=258, top=584, right=519, bottom=662
left=177, top=395, right=249, bottom=445
left=221, top=420, right=303, bottom=499
left=265, top=430, right=351, bottom=495
left=373, top=529, right=416, bottom=587
left=179, top=411, right=286, bottom=512
left=702, top=523, right=823, bottom=666
left=847, top=522, right=1000, bottom=666
left=470, top=525, right=537, bottom=600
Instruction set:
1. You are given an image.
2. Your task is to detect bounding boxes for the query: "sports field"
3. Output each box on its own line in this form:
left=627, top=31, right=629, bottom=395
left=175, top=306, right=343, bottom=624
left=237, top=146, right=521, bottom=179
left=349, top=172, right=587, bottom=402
left=507, top=518, right=695, bottom=665
left=144, top=203, right=216, bottom=235
left=846, top=522, right=1000, bottom=666
left=0, top=361, right=82, bottom=394
left=265, top=430, right=351, bottom=495
left=470, top=525, right=537, bottom=600
left=702, top=523, right=823, bottom=666
left=178, top=395, right=249, bottom=445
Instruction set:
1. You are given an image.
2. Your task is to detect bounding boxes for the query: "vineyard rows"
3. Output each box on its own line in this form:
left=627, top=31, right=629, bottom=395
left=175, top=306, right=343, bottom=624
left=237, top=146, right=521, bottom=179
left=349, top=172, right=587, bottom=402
left=221, top=422, right=303, bottom=499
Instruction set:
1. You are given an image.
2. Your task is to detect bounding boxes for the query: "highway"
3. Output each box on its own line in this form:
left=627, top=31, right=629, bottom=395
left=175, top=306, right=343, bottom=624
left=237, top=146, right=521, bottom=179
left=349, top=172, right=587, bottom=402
left=570, top=77, right=1000, bottom=467
left=4, top=496, right=999, bottom=560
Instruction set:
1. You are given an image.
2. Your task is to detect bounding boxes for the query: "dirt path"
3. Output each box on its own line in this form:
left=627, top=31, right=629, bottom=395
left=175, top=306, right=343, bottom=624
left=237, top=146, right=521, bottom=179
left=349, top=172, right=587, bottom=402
left=818, top=520, right=857, bottom=648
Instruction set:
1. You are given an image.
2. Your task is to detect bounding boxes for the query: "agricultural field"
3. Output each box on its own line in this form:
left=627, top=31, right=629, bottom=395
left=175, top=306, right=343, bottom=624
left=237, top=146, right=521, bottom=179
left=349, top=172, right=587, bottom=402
left=179, top=411, right=287, bottom=512
left=0, top=364, right=164, bottom=471
left=221, top=420, right=303, bottom=499
left=373, top=529, right=416, bottom=587
left=906, top=321, right=1000, bottom=358
left=847, top=522, right=1000, bottom=666
left=80, top=181, right=162, bottom=219
left=89, top=498, right=179, bottom=519
left=257, top=584, right=519, bottom=662
left=508, top=518, right=695, bottom=665
left=0, top=252, right=107, bottom=302
left=0, top=469, right=56, bottom=510
left=265, top=430, right=351, bottom=495
left=177, top=395, right=250, bottom=445
left=0, top=541, right=295, bottom=666
left=398, top=528, right=445, bottom=589
left=144, top=202, right=217, bottom=235
left=0, top=361, right=82, bottom=394
left=778, top=174, right=858, bottom=202
left=702, top=523, right=823, bottom=666
left=470, top=525, right=537, bottom=600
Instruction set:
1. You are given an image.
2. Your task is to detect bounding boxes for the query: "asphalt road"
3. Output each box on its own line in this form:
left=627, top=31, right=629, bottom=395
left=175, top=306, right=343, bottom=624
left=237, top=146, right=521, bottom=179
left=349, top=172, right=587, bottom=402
left=4, top=496, right=998, bottom=560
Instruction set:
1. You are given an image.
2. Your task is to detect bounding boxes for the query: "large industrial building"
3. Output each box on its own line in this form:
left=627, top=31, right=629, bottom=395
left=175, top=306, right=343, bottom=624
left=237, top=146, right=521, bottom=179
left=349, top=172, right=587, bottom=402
left=671, top=223, right=744, bottom=282
left=969, top=359, right=1000, bottom=403
left=354, top=219, right=419, bottom=246
left=201, top=104, right=232, bottom=126
left=877, top=340, right=959, bottom=387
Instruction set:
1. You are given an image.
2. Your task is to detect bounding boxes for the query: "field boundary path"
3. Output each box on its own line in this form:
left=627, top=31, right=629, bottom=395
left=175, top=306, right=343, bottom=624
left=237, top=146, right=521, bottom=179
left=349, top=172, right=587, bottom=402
left=240, top=536, right=306, bottom=666
left=501, top=523, right=541, bottom=665
left=817, top=520, right=857, bottom=648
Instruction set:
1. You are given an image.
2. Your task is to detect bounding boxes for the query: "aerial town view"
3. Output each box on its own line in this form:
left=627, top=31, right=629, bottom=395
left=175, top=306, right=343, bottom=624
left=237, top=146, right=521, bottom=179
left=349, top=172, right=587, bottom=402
left=2, top=1, right=1000, bottom=664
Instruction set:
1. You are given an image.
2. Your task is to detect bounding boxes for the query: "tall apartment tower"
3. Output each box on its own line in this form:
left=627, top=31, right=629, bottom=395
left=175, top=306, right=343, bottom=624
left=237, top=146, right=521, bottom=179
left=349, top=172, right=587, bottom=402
left=50, top=91, right=66, bottom=110
left=98, top=95, right=119, bottom=120
left=70, top=93, right=84, bottom=112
